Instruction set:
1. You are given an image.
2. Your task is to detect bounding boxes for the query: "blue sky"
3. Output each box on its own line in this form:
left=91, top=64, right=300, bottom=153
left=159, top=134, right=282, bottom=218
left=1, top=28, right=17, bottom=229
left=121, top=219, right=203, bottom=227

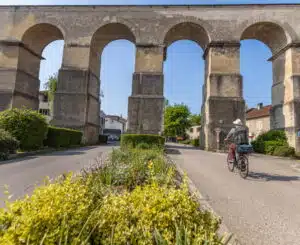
left=4, top=0, right=298, bottom=117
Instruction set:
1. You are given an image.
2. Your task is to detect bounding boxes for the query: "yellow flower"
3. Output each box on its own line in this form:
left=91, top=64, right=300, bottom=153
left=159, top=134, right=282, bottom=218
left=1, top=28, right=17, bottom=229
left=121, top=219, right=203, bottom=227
left=148, top=160, right=153, bottom=169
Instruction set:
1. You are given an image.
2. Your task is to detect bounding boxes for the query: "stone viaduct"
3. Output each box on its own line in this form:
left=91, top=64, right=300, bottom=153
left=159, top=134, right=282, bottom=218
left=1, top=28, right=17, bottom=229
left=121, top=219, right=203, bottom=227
left=1, top=4, right=300, bottom=151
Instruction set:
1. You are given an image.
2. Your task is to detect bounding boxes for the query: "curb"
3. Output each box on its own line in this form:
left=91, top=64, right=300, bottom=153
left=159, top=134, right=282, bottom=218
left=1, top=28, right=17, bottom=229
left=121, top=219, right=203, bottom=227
left=171, top=156, right=242, bottom=245
left=3, top=144, right=108, bottom=163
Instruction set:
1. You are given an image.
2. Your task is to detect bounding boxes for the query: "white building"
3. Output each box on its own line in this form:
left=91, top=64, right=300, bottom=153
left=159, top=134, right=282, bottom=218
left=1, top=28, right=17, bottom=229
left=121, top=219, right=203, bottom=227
left=186, top=125, right=201, bottom=140
left=104, top=115, right=127, bottom=135
left=38, top=91, right=52, bottom=122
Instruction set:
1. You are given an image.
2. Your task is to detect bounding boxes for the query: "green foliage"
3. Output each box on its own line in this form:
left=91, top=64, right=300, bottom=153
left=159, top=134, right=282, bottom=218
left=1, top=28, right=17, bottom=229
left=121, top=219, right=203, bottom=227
left=94, top=148, right=174, bottom=190
left=136, top=142, right=152, bottom=149
left=0, top=174, right=95, bottom=245
left=121, top=134, right=165, bottom=149
left=164, top=104, right=191, bottom=137
left=44, top=126, right=82, bottom=148
left=180, top=139, right=191, bottom=145
left=98, top=135, right=108, bottom=144
left=273, top=145, right=295, bottom=157
left=0, top=129, right=19, bottom=160
left=189, top=114, right=201, bottom=126
left=191, top=138, right=200, bottom=147
left=0, top=108, right=48, bottom=151
left=92, top=183, right=221, bottom=245
left=264, top=140, right=286, bottom=155
left=251, top=140, right=265, bottom=153
left=256, top=130, right=287, bottom=142
left=44, top=74, right=58, bottom=102
left=0, top=149, right=224, bottom=245
left=251, top=130, right=295, bottom=157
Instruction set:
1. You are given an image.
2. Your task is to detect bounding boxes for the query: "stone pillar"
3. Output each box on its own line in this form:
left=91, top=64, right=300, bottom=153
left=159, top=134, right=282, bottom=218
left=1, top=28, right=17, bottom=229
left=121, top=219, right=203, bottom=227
left=200, top=42, right=245, bottom=151
left=127, top=44, right=164, bottom=134
left=0, top=40, right=42, bottom=111
left=270, top=43, right=300, bottom=152
left=52, top=44, right=100, bottom=144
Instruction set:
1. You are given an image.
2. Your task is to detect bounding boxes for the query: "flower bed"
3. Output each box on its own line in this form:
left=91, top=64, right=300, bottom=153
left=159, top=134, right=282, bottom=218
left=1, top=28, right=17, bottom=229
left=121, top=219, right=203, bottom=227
left=0, top=148, right=227, bottom=244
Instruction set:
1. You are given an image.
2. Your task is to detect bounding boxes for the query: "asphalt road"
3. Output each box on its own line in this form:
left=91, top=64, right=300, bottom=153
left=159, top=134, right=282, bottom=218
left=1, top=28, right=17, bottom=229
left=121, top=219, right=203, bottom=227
left=167, top=144, right=300, bottom=245
left=0, top=145, right=116, bottom=207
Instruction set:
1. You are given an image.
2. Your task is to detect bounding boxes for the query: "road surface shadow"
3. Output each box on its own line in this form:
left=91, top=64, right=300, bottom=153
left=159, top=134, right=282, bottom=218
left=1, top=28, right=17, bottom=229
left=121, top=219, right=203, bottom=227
left=165, top=148, right=181, bottom=155
left=248, top=171, right=300, bottom=182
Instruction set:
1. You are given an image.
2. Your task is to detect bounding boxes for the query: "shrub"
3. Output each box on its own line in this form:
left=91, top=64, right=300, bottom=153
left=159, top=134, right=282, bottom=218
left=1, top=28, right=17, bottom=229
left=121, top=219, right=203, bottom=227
left=44, top=126, right=82, bottom=148
left=0, top=129, right=19, bottom=160
left=92, top=183, right=221, bottom=244
left=136, top=142, right=151, bottom=149
left=121, top=134, right=165, bottom=149
left=98, top=134, right=108, bottom=144
left=0, top=148, right=224, bottom=245
left=92, top=148, right=174, bottom=190
left=180, top=139, right=191, bottom=145
left=0, top=108, right=48, bottom=151
left=191, top=138, right=200, bottom=147
left=0, top=174, right=95, bottom=245
left=273, top=145, right=295, bottom=157
left=251, top=139, right=265, bottom=153
left=264, top=140, right=287, bottom=155
left=256, top=130, right=287, bottom=142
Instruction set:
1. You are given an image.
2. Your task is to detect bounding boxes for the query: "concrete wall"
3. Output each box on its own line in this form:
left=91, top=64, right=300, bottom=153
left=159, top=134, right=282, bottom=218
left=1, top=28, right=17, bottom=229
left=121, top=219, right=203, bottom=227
left=1, top=4, right=300, bottom=150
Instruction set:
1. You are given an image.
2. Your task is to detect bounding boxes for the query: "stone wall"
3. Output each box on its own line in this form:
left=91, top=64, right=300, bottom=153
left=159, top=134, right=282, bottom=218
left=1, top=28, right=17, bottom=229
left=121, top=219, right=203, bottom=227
left=1, top=4, right=300, bottom=150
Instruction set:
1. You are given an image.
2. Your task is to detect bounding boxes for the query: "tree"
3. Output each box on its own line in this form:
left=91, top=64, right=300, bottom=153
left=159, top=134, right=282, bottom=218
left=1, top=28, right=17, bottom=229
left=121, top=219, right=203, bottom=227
left=44, top=74, right=58, bottom=117
left=189, top=114, right=201, bottom=126
left=44, top=74, right=58, bottom=102
left=164, top=103, right=191, bottom=137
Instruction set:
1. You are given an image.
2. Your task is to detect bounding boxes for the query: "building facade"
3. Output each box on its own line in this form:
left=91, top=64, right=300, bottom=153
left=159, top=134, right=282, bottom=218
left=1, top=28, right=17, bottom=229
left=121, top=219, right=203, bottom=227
left=246, top=103, right=271, bottom=141
left=38, top=91, right=52, bottom=122
left=186, top=125, right=201, bottom=140
left=104, top=115, right=127, bottom=134
left=99, top=110, right=106, bottom=134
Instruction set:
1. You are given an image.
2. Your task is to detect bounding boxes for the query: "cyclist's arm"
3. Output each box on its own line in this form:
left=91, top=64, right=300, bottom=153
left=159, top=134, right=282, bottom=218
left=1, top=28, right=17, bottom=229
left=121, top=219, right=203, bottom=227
left=225, top=128, right=235, bottom=141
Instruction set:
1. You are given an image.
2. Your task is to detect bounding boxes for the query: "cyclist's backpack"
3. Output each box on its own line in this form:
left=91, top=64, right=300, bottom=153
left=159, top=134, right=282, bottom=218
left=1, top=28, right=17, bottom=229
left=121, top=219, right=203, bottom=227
left=233, top=126, right=249, bottom=145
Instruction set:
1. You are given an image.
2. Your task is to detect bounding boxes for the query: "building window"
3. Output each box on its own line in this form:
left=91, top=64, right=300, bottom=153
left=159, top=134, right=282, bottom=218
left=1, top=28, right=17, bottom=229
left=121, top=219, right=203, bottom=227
left=190, top=128, right=193, bottom=133
left=39, top=109, right=50, bottom=116
left=197, top=127, right=200, bottom=132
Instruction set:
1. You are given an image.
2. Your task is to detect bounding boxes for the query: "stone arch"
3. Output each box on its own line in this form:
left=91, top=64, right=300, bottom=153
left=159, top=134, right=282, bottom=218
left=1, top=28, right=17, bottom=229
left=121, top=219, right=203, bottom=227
left=21, top=23, right=64, bottom=55
left=90, top=22, right=136, bottom=52
left=163, top=21, right=210, bottom=50
left=89, top=22, right=136, bottom=75
left=240, top=21, right=291, bottom=54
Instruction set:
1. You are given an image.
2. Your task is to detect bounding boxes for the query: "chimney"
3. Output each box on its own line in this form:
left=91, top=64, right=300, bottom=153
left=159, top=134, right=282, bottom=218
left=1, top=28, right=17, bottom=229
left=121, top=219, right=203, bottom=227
left=257, top=103, right=263, bottom=110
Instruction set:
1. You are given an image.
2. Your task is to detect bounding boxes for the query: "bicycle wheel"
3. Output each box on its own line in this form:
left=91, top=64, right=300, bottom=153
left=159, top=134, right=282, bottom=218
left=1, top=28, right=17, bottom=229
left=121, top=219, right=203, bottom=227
left=227, top=153, right=235, bottom=172
left=238, top=155, right=249, bottom=179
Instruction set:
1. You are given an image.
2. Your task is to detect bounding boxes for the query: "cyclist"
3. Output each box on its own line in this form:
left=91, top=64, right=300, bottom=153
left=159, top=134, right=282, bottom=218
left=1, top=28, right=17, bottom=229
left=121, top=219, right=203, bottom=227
left=224, top=119, right=249, bottom=164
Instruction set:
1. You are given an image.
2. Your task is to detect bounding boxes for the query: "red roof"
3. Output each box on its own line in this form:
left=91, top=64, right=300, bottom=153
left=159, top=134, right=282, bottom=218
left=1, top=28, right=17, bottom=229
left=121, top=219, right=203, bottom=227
left=246, top=105, right=272, bottom=120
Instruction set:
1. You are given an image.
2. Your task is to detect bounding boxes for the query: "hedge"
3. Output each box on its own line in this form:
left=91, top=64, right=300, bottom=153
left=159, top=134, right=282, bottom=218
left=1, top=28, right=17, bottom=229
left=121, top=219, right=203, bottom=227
left=273, top=145, right=295, bottom=157
left=0, top=108, right=48, bottom=151
left=44, top=126, right=82, bottom=148
left=98, top=135, right=108, bottom=144
left=191, top=138, right=200, bottom=147
left=251, top=130, right=295, bottom=157
left=121, top=134, right=165, bottom=149
left=0, top=129, right=19, bottom=160
left=256, top=130, right=287, bottom=142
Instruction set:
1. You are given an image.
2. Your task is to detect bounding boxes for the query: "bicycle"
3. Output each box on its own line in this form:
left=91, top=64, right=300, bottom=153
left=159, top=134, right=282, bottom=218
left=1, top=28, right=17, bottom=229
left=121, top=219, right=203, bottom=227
left=225, top=142, right=252, bottom=179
